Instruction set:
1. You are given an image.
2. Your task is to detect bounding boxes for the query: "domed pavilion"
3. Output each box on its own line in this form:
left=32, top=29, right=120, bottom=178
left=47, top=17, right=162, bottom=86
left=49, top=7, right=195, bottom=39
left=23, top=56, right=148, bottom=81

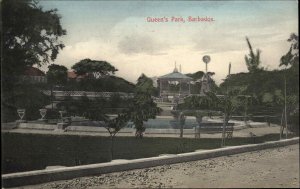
left=157, top=66, right=193, bottom=100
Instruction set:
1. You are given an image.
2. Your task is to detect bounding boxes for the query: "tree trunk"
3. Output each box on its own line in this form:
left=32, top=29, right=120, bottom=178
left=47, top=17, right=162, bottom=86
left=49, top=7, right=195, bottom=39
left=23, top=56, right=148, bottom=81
left=196, top=116, right=202, bottom=139
left=110, top=135, right=115, bottom=160
left=180, top=123, right=183, bottom=138
left=51, top=85, right=54, bottom=110
left=244, top=100, right=248, bottom=126
left=221, top=114, right=227, bottom=147
left=284, top=71, right=288, bottom=139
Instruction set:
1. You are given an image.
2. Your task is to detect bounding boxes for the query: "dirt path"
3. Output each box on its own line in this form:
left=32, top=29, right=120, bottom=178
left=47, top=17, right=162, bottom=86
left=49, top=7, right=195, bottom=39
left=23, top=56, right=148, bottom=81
left=4, top=124, right=281, bottom=138
left=18, top=144, right=299, bottom=188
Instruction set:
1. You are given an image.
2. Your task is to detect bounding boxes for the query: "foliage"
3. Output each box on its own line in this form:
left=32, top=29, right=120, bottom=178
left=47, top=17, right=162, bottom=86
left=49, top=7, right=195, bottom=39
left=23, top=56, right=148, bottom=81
left=280, top=33, right=299, bottom=68
left=2, top=0, right=66, bottom=77
left=178, top=95, right=217, bottom=110
left=2, top=83, right=50, bottom=122
left=104, top=113, right=130, bottom=137
left=220, top=69, right=298, bottom=113
left=185, top=71, right=219, bottom=94
left=65, top=76, right=135, bottom=93
left=205, top=92, right=238, bottom=124
left=129, top=74, right=162, bottom=138
left=245, top=37, right=262, bottom=72
left=186, top=71, right=205, bottom=80
left=2, top=0, right=65, bottom=122
left=71, top=59, right=118, bottom=77
left=218, top=34, right=299, bottom=132
left=195, top=110, right=207, bottom=125
left=104, top=113, right=130, bottom=159
left=135, top=74, right=157, bottom=95
left=57, top=95, right=108, bottom=118
left=46, top=64, right=68, bottom=86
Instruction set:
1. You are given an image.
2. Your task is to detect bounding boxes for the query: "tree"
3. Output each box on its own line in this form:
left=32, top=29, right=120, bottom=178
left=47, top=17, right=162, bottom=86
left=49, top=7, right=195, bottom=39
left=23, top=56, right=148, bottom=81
left=103, top=113, right=130, bottom=160
left=279, top=33, right=299, bottom=137
left=2, top=0, right=66, bottom=77
left=46, top=64, right=68, bottom=86
left=129, top=74, right=162, bottom=138
left=179, top=112, right=186, bottom=138
left=81, top=103, right=129, bottom=160
left=2, top=0, right=66, bottom=122
left=71, top=59, right=118, bottom=78
left=195, top=110, right=206, bottom=138
left=46, top=64, right=68, bottom=110
left=186, top=71, right=205, bottom=80
left=205, top=91, right=239, bottom=146
left=280, top=33, right=299, bottom=68
left=2, top=83, right=51, bottom=122
left=245, top=37, right=262, bottom=73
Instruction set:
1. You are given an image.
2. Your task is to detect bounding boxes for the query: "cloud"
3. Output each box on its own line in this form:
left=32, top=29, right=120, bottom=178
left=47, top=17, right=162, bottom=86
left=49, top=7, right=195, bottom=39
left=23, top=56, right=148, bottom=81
left=191, top=25, right=293, bottom=54
left=118, top=34, right=169, bottom=55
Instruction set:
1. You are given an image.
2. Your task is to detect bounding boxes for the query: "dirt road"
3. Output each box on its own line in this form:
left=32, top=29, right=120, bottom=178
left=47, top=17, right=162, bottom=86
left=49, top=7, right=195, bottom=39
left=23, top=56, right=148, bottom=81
left=18, top=144, right=299, bottom=188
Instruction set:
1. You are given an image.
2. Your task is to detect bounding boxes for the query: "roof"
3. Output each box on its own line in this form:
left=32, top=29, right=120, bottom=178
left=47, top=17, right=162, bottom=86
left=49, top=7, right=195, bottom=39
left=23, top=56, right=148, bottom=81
left=67, top=71, right=86, bottom=79
left=67, top=71, right=77, bottom=79
left=158, top=69, right=192, bottom=80
left=23, top=67, right=45, bottom=76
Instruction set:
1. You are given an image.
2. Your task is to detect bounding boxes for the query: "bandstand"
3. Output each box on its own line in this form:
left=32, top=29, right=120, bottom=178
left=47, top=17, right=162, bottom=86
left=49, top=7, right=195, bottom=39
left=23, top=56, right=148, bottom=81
left=157, top=66, right=192, bottom=101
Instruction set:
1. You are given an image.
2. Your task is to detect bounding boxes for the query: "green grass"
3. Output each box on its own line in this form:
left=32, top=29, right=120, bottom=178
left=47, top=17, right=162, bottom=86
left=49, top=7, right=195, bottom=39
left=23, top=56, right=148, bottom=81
left=1, top=132, right=295, bottom=174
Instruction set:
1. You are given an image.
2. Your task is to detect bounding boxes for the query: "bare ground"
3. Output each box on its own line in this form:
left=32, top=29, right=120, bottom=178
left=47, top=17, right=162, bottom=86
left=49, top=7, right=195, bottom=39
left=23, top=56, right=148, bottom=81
left=16, top=143, right=299, bottom=189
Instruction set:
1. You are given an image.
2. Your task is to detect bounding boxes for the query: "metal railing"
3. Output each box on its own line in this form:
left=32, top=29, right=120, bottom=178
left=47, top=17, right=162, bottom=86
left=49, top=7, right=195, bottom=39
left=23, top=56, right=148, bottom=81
left=42, top=90, right=134, bottom=99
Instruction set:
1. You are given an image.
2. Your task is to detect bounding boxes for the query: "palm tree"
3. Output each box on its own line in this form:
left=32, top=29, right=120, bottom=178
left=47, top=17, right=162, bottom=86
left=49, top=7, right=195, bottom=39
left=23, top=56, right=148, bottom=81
left=245, top=37, right=262, bottom=73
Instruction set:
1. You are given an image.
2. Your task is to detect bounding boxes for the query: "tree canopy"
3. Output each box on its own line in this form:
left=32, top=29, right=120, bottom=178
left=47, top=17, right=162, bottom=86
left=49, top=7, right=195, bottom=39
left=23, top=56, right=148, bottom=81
left=2, top=0, right=66, bottom=76
left=71, top=59, right=118, bottom=77
left=135, top=74, right=156, bottom=94
left=280, top=33, right=299, bottom=68
left=186, top=71, right=205, bottom=80
left=46, top=64, right=68, bottom=85
left=129, top=74, right=162, bottom=137
left=2, top=0, right=66, bottom=122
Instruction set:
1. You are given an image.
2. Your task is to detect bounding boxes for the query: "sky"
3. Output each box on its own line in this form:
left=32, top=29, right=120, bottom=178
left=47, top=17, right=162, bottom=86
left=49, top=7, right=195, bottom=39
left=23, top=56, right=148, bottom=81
left=40, top=0, right=298, bottom=84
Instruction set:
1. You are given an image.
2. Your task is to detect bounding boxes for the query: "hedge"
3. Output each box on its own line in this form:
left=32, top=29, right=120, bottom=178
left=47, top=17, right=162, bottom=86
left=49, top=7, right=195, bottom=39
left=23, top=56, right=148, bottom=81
left=2, top=132, right=291, bottom=174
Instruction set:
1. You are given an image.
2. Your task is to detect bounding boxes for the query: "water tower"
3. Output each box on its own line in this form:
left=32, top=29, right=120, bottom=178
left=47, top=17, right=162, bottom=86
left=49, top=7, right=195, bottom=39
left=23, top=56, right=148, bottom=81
left=202, top=55, right=211, bottom=73
left=200, top=55, right=211, bottom=95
